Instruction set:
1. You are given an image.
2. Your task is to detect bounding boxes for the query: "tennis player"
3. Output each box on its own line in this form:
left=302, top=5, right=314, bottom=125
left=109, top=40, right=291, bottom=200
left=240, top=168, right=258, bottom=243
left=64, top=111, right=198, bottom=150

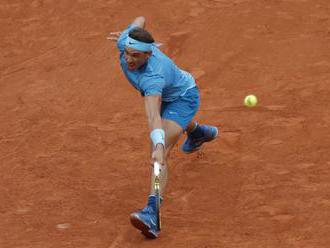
left=108, top=16, right=218, bottom=238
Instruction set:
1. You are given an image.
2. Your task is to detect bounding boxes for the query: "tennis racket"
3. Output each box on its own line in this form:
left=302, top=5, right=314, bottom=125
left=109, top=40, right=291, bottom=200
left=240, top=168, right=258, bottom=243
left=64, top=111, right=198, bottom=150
left=153, top=161, right=161, bottom=231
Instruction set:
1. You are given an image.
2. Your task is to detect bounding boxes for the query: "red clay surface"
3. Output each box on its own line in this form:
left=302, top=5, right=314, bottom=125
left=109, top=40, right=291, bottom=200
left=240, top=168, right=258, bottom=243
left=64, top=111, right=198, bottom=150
left=1, top=0, right=330, bottom=247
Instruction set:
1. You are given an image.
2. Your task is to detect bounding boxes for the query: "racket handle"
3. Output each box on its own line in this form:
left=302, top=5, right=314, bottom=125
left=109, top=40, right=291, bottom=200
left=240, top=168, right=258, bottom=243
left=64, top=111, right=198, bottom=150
left=154, top=162, right=161, bottom=176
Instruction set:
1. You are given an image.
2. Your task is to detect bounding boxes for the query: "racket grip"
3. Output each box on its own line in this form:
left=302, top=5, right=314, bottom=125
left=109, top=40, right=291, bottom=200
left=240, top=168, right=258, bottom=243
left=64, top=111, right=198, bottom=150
left=154, top=162, right=161, bottom=176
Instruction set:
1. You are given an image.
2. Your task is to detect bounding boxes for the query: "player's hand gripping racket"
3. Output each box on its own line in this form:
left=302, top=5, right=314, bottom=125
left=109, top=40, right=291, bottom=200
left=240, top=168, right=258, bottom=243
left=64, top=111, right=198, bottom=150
left=153, top=161, right=161, bottom=231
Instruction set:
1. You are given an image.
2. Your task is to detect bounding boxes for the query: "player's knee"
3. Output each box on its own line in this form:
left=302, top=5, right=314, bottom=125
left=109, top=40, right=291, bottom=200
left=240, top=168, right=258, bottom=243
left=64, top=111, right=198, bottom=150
left=165, top=146, right=174, bottom=159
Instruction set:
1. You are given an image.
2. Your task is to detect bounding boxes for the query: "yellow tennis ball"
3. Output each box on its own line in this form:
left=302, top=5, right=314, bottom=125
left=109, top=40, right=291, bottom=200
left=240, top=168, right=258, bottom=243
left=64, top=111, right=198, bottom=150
left=244, top=95, right=258, bottom=107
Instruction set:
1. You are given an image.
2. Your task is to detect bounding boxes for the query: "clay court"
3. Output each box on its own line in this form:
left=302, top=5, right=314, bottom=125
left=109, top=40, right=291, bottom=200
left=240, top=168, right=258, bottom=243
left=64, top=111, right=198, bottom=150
left=1, top=0, right=330, bottom=247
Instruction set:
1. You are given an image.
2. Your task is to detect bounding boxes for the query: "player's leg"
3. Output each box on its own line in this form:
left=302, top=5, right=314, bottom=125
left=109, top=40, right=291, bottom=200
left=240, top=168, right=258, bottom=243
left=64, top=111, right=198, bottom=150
left=181, top=86, right=218, bottom=153
left=186, top=120, right=197, bottom=133
left=130, top=87, right=200, bottom=238
left=130, top=119, right=182, bottom=238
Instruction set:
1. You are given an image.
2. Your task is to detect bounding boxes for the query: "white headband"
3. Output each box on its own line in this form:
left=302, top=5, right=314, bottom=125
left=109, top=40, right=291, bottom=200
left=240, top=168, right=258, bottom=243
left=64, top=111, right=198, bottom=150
left=125, top=36, right=153, bottom=52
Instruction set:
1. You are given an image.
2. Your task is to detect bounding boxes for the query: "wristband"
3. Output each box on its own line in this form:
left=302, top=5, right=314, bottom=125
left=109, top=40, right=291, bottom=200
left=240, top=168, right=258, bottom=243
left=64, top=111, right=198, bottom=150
left=150, top=129, right=165, bottom=147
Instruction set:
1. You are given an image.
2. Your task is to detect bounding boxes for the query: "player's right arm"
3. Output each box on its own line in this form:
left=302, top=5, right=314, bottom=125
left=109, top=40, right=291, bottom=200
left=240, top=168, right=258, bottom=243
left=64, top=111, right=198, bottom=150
left=144, top=95, right=165, bottom=165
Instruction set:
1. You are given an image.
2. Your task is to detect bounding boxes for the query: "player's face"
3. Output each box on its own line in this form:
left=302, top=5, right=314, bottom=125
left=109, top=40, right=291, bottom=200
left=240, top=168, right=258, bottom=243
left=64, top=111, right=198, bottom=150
left=124, top=47, right=151, bottom=71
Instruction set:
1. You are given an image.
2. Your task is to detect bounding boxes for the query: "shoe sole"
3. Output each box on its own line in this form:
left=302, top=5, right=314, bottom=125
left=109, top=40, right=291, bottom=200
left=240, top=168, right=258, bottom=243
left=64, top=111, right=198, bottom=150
left=130, top=213, right=158, bottom=239
left=181, top=127, right=219, bottom=154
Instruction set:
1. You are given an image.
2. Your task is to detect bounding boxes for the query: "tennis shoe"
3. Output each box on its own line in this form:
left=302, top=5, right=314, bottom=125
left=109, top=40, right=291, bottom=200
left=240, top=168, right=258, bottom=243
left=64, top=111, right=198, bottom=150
left=130, top=196, right=159, bottom=239
left=181, top=125, right=218, bottom=153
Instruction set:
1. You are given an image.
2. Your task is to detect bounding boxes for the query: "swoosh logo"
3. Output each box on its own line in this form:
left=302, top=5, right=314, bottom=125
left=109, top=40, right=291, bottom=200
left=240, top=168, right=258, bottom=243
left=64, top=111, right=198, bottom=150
left=150, top=218, right=156, bottom=226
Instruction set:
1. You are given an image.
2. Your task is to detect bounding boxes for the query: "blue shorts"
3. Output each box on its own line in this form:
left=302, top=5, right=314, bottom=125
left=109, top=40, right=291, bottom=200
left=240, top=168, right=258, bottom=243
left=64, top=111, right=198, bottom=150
left=161, top=86, right=200, bottom=130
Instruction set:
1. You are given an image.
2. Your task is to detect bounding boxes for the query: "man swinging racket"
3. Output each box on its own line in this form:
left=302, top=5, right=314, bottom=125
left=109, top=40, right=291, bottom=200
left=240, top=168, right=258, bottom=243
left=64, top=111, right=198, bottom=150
left=108, top=16, right=218, bottom=239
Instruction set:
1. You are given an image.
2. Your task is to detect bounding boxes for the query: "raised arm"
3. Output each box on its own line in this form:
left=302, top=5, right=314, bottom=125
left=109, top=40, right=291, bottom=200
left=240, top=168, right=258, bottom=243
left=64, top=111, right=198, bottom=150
left=132, top=16, right=146, bottom=29
left=107, top=16, right=146, bottom=41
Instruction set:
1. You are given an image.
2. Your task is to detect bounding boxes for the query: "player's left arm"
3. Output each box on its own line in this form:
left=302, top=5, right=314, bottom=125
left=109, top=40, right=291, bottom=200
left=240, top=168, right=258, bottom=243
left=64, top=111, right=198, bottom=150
left=107, top=16, right=145, bottom=41
left=131, top=16, right=145, bottom=29
left=144, top=95, right=165, bottom=165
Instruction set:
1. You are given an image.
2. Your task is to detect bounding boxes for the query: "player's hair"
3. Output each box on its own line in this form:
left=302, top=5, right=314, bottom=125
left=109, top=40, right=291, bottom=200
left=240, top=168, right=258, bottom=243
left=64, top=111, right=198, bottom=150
left=129, top=27, right=155, bottom=44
